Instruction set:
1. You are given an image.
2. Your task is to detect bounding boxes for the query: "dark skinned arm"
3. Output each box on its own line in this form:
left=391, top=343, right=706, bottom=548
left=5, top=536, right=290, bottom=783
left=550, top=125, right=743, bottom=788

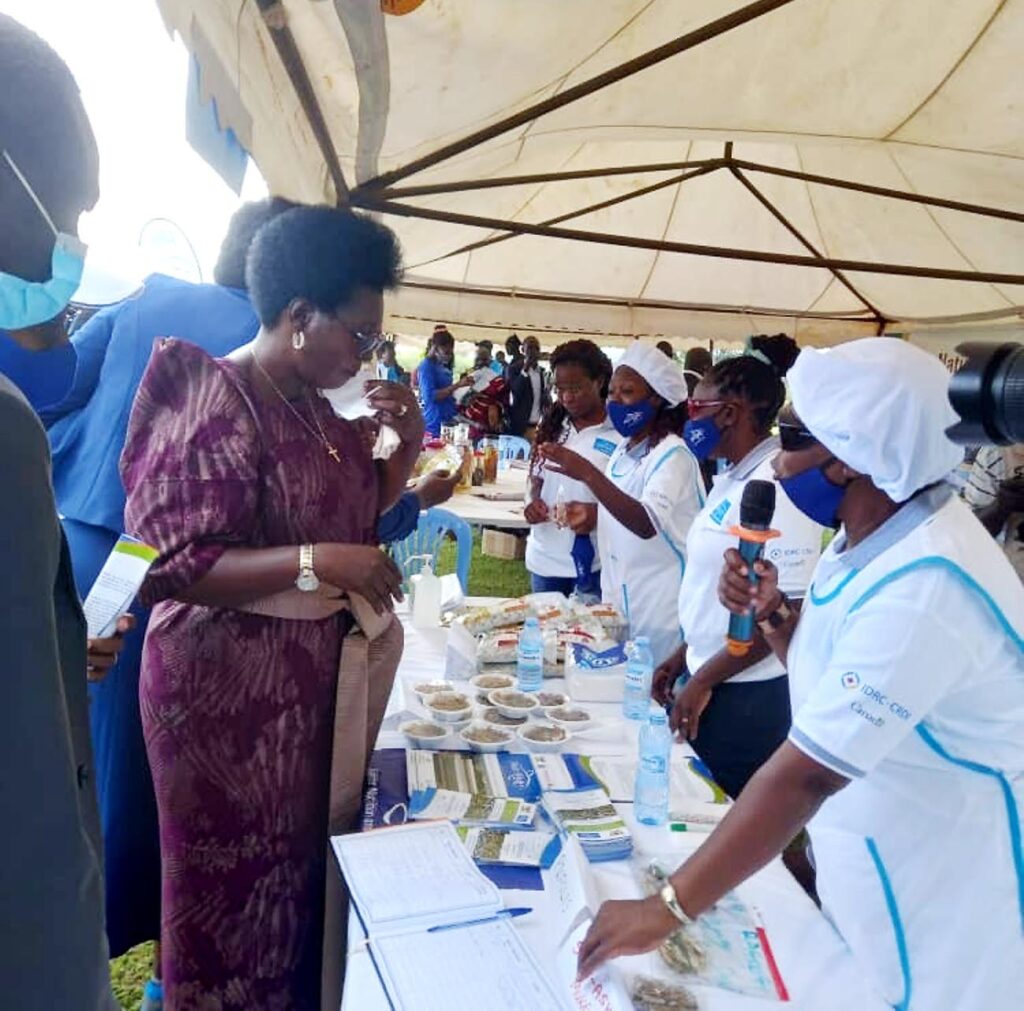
left=177, top=541, right=403, bottom=615
left=577, top=743, right=848, bottom=978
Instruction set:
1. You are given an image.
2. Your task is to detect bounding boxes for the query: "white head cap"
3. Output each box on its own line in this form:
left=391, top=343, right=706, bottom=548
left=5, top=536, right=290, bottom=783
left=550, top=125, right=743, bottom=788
left=618, top=341, right=688, bottom=407
left=788, top=338, right=963, bottom=503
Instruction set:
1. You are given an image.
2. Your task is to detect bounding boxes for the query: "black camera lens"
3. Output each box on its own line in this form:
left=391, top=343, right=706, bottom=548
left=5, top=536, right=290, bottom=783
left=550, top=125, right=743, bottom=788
left=947, top=341, right=1024, bottom=445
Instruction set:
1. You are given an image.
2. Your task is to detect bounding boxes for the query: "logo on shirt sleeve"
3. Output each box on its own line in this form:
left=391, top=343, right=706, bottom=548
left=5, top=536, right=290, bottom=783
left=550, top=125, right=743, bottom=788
left=710, top=499, right=732, bottom=526
left=841, top=671, right=860, bottom=690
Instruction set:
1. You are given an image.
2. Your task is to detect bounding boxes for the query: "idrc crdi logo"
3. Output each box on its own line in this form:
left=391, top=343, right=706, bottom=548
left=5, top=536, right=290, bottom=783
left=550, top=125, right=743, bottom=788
left=841, top=672, right=860, bottom=690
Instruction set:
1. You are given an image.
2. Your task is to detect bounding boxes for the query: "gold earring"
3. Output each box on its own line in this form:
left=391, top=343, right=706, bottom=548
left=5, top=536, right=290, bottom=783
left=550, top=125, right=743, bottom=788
left=292, top=330, right=306, bottom=351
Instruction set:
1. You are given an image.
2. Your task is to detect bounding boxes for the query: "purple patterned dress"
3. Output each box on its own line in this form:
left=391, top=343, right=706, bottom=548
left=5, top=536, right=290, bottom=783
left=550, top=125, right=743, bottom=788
left=121, top=340, right=378, bottom=1010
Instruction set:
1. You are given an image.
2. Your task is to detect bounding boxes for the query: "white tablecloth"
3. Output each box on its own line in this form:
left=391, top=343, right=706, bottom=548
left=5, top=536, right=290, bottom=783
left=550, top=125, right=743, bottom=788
left=445, top=467, right=529, bottom=529
left=339, top=604, right=887, bottom=1011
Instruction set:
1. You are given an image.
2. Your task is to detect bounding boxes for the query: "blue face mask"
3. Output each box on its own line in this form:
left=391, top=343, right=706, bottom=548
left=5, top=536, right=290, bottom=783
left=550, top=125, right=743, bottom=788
left=0, top=150, right=86, bottom=330
left=608, top=398, right=656, bottom=437
left=683, top=415, right=722, bottom=460
left=779, top=461, right=846, bottom=529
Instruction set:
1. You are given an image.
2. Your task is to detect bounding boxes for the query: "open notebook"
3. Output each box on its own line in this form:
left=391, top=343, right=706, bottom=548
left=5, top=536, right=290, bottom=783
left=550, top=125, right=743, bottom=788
left=332, top=821, right=563, bottom=1011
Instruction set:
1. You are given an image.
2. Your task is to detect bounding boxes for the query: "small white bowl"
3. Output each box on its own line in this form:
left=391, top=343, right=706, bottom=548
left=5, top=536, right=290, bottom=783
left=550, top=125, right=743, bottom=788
left=470, top=672, right=515, bottom=703
left=459, top=722, right=516, bottom=753
left=425, top=691, right=474, bottom=724
left=412, top=679, right=455, bottom=705
left=547, top=705, right=593, bottom=732
left=488, top=689, right=540, bottom=720
left=400, top=719, right=449, bottom=750
left=481, top=706, right=528, bottom=727
left=518, top=722, right=571, bottom=752
left=536, top=690, right=570, bottom=712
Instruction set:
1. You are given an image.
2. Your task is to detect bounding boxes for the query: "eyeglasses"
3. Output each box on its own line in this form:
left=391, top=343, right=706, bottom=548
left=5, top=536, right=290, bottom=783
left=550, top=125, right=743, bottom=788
left=778, top=420, right=819, bottom=452
left=350, top=328, right=384, bottom=358
left=686, top=398, right=732, bottom=420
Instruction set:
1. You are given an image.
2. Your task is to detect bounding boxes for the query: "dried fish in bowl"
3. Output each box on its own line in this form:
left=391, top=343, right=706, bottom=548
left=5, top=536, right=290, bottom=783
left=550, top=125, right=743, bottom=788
left=631, top=975, right=698, bottom=1011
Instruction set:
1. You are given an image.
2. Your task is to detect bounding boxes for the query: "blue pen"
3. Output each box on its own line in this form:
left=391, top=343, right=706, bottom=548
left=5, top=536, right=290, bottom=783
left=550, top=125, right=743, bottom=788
left=427, top=907, right=533, bottom=933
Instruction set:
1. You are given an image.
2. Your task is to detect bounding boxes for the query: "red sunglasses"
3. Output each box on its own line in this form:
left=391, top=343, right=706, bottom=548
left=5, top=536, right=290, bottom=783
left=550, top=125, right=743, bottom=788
left=686, top=398, right=733, bottom=420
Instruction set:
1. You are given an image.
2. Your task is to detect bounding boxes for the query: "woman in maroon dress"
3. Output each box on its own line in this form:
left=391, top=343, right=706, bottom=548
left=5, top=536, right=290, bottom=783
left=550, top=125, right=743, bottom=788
left=121, top=206, right=421, bottom=1009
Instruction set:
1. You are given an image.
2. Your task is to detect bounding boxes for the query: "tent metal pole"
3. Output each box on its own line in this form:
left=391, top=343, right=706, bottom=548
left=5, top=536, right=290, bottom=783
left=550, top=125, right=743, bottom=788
left=361, top=0, right=803, bottom=190
left=350, top=194, right=1024, bottom=286
left=732, top=159, right=1024, bottom=224
left=255, top=0, right=349, bottom=204
left=729, top=165, right=888, bottom=324
left=407, top=162, right=725, bottom=269
left=356, top=159, right=721, bottom=199
left=397, top=278, right=879, bottom=323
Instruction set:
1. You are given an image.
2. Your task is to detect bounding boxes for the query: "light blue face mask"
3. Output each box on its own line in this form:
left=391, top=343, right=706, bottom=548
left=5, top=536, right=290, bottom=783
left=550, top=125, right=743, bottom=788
left=0, top=150, right=87, bottom=330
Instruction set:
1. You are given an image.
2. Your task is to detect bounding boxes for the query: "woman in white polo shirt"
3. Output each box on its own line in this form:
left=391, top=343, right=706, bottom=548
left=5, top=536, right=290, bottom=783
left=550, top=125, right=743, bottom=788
left=525, top=339, right=620, bottom=596
left=540, top=341, right=703, bottom=664
left=653, top=335, right=823, bottom=799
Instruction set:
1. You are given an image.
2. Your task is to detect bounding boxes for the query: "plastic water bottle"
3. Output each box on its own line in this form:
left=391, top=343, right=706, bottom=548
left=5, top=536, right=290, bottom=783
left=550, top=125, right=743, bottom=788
left=635, top=707, right=672, bottom=826
left=516, top=616, right=544, bottom=693
left=623, top=636, right=653, bottom=720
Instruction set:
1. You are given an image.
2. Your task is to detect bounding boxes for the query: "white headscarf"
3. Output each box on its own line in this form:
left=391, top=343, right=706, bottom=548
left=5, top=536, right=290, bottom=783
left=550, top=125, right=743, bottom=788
left=788, top=338, right=964, bottom=503
left=618, top=341, right=688, bottom=407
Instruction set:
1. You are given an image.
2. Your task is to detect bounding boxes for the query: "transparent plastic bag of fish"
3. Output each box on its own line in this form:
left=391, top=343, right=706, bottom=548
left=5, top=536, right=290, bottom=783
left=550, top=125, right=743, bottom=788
left=637, top=860, right=708, bottom=976
left=476, top=630, right=523, bottom=664
left=458, top=597, right=530, bottom=635
left=573, top=600, right=628, bottom=639
left=542, top=619, right=615, bottom=663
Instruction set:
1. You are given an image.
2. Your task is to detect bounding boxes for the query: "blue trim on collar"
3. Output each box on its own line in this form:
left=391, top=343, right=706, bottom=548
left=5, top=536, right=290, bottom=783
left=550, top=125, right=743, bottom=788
left=726, top=436, right=779, bottom=482
left=809, top=567, right=859, bottom=605
left=840, top=484, right=953, bottom=572
left=847, top=556, right=1023, bottom=650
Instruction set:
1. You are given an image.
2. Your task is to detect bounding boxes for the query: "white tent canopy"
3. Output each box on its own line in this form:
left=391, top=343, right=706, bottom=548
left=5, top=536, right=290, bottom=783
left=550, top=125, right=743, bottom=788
left=157, top=0, right=1024, bottom=345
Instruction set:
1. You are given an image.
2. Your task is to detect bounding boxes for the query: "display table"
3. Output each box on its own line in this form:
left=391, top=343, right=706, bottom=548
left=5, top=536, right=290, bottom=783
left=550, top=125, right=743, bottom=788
left=444, top=467, right=530, bottom=529
left=338, top=603, right=887, bottom=1011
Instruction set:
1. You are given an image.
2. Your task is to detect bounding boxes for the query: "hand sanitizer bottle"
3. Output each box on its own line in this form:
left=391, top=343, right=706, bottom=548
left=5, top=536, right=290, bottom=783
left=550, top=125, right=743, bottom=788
left=410, top=556, right=442, bottom=629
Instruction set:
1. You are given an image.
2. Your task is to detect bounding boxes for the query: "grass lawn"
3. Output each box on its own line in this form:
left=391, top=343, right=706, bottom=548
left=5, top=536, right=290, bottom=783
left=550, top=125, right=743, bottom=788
left=109, top=530, right=529, bottom=1007
left=110, top=943, right=153, bottom=1009
left=435, top=529, right=531, bottom=598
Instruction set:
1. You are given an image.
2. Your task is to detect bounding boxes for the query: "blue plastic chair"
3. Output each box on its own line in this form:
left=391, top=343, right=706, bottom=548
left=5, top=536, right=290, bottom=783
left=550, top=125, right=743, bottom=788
left=391, top=506, right=473, bottom=593
left=498, top=434, right=532, bottom=464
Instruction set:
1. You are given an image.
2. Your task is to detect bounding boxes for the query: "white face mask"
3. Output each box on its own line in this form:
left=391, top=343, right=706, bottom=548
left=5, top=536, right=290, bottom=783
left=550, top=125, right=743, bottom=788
left=0, top=150, right=87, bottom=330
left=318, top=374, right=400, bottom=460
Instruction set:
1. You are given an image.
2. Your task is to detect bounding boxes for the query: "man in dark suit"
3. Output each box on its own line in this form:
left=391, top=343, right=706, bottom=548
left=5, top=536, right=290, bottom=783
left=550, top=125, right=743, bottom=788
left=505, top=334, right=550, bottom=437
left=0, top=15, right=122, bottom=1008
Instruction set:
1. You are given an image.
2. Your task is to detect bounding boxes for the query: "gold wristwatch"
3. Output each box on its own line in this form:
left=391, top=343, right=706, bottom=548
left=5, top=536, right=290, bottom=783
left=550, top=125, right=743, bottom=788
left=757, top=594, right=793, bottom=635
left=295, top=543, right=320, bottom=592
left=659, top=882, right=695, bottom=927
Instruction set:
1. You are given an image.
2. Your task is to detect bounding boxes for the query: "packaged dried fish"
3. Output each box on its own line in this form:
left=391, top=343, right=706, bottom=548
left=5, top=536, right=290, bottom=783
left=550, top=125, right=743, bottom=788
left=631, top=975, right=698, bottom=1011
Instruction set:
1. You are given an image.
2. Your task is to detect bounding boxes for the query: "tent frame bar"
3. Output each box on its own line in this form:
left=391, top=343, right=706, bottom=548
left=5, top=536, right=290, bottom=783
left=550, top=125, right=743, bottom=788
left=361, top=154, right=1024, bottom=227
left=407, top=162, right=724, bottom=269
left=397, top=278, right=879, bottom=324
left=255, top=0, right=349, bottom=202
left=732, top=159, right=1024, bottom=224
left=726, top=156, right=886, bottom=324
left=349, top=192, right=1024, bottom=286
left=357, top=159, right=721, bottom=199
left=361, top=0, right=802, bottom=190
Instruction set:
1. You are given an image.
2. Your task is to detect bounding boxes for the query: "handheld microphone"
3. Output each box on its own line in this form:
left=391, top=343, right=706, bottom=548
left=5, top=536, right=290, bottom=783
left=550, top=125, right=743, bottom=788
left=725, top=480, right=780, bottom=657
